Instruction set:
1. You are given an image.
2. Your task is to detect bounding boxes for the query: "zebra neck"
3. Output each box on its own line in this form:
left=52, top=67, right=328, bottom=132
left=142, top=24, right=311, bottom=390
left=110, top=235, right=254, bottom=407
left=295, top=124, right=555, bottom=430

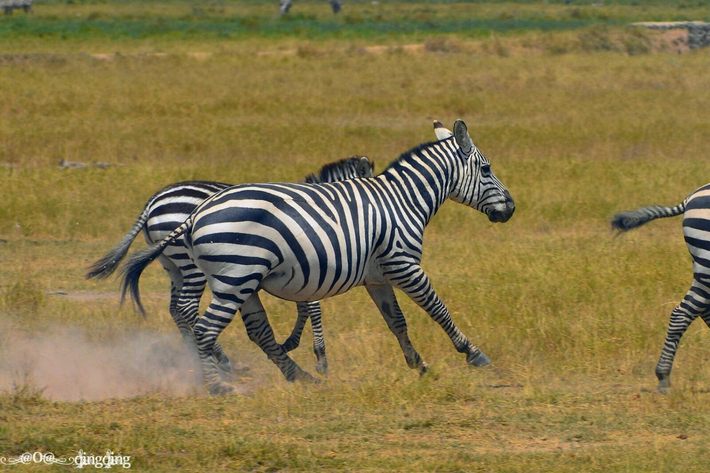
left=380, top=146, right=460, bottom=228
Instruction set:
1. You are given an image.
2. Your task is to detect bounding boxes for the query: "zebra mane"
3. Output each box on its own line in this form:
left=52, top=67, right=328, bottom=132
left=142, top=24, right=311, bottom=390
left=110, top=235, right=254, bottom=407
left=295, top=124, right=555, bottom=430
left=302, top=156, right=367, bottom=183
left=383, top=137, right=456, bottom=172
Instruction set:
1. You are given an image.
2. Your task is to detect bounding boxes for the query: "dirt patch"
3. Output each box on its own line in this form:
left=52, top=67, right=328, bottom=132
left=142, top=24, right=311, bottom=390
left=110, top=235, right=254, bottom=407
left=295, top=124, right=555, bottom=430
left=649, top=29, right=690, bottom=54
left=46, top=290, right=169, bottom=301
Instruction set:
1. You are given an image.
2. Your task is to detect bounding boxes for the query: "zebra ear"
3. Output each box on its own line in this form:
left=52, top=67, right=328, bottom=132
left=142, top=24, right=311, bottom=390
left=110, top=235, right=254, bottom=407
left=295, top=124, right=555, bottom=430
left=357, top=156, right=374, bottom=178
left=453, top=120, right=473, bottom=155
left=433, top=120, right=453, bottom=141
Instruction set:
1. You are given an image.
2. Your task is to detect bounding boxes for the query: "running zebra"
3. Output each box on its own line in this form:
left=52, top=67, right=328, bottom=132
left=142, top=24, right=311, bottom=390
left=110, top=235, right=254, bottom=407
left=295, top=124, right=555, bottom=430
left=88, top=156, right=374, bottom=376
left=121, top=120, right=515, bottom=394
left=279, top=0, right=341, bottom=15
left=612, top=184, right=710, bottom=393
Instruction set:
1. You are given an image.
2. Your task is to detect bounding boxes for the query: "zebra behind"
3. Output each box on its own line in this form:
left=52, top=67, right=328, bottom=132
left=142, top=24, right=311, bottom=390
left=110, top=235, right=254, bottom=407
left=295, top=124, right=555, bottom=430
left=613, top=184, right=710, bottom=393
left=121, top=120, right=515, bottom=394
left=88, top=156, right=374, bottom=376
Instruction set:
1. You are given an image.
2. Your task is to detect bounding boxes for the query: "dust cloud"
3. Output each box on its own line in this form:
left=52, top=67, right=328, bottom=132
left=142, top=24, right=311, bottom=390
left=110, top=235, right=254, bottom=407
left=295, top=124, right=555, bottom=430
left=0, top=323, right=205, bottom=401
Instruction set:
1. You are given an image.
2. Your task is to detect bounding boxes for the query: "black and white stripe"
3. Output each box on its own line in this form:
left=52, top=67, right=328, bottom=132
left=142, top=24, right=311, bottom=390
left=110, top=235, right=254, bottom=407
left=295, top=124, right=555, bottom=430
left=88, top=156, right=374, bottom=375
left=121, top=120, right=515, bottom=394
left=613, top=184, right=710, bottom=393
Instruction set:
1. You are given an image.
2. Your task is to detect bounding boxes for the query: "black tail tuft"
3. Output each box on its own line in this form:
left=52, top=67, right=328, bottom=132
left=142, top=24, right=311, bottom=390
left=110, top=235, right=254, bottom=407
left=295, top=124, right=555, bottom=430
left=119, top=245, right=163, bottom=317
left=118, top=219, right=191, bottom=317
left=611, top=211, right=647, bottom=232
left=86, top=242, right=130, bottom=280
left=86, top=207, right=151, bottom=280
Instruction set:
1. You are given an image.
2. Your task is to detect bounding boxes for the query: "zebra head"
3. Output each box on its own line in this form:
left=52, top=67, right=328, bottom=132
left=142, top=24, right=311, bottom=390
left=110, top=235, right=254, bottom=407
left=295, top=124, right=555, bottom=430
left=448, top=120, right=515, bottom=223
left=303, top=156, right=374, bottom=184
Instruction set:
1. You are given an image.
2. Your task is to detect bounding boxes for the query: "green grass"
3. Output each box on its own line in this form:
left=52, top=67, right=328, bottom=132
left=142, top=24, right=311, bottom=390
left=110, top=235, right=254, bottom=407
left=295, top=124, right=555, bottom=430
left=2, top=1, right=710, bottom=470
left=0, top=0, right=708, bottom=47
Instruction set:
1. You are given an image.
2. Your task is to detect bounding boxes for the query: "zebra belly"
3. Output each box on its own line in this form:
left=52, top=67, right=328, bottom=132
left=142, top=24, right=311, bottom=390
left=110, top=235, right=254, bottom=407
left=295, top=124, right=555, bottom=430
left=257, top=252, right=366, bottom=301
left=259, top=268, right=355, bottom=301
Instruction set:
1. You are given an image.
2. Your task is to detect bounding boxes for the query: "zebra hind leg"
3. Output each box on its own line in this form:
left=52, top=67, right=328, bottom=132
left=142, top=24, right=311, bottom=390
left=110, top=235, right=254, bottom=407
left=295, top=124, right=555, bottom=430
left=159, top=257, right=206, bottom=368
left=241, top=293, right=317, bottom=383
left=282, top=301, right=328, bottom=376
left=330, top=0, right=341, bottom=14
left=174, top=262, right=246, bottom=375
left=193, top=298, right=244, bottom=395
left=366, top=284, right=429, bottom=375
left=654, top=280, right=708, bottom=394
left=176, top=283, right=245, bottom=376
left=279, top=0, right=292, bottom=15
left=701, top=312, right=710, bottom=329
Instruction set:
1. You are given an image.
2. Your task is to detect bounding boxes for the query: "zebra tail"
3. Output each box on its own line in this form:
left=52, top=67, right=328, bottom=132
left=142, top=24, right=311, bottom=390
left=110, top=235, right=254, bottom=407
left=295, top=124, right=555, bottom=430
left=611, top=201, right=686, bottom=232
left=86, top=205, right=152, bottom=280
left=119, top=220, right=192, bottom=316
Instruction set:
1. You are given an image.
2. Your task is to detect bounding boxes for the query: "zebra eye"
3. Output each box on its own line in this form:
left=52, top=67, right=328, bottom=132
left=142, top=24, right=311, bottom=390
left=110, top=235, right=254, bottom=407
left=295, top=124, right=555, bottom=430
left=481, top=164, right=491, bottom=174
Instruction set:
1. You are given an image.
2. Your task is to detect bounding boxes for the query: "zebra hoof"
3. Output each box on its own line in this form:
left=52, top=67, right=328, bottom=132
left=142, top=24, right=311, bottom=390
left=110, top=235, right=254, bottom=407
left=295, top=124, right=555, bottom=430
left=216, top=357, right=234, bottom=374
left=208, top=381, right=238, bottom=396
left=418, top=362, right=430, bottom=376
left=656, top=372, right=671, bottom=395
left=315, top=359, right=328, bottom=377
left=467, top=350, right=491, bottom=367
left=231, top=361, right=251, bottom=374
left=657, top=377, right=671, bottom=395
left=294, top=370, right=320, bottom=384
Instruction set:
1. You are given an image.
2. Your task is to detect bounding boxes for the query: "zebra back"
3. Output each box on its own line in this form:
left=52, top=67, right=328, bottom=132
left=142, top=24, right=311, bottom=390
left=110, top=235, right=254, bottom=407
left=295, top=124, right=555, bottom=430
left=303, top=156, right=374, bottom=184
left=86, top=181, right=231, bottom=280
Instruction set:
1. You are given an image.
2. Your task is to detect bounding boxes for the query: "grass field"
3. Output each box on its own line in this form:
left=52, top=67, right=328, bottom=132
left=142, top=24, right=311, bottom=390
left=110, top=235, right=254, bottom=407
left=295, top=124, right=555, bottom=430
left=2, top=1, right=710, bottom=470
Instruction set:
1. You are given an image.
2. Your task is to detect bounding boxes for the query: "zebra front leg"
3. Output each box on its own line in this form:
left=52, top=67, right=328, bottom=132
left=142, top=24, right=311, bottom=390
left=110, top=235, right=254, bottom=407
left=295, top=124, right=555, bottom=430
left=366, top=284, right=428, bottom=375
left=308, top=302, right=328, bottom=376
left=241, top=292, right=316, bottom=383
left=158, top=256, right=195, bottom=345
left=386, top=263, right=490, bottom=367
left=281, top=302, right=328, bottom=376
left=281, top=302, right=308, bottom=352
left=170, top=282, right=195, bottom=345
left=654, top=281, right=708, bottom=394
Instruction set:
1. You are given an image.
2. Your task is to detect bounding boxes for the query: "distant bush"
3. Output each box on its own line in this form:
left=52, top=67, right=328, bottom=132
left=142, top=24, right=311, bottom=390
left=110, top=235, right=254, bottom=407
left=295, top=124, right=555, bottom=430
left=481, top=36, right=510, bottom=57
left=624, top=34, right=651, bottom=56
left=578, top=26, right=622, bottom=53
left=424, top=36, right=461, bottom=53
